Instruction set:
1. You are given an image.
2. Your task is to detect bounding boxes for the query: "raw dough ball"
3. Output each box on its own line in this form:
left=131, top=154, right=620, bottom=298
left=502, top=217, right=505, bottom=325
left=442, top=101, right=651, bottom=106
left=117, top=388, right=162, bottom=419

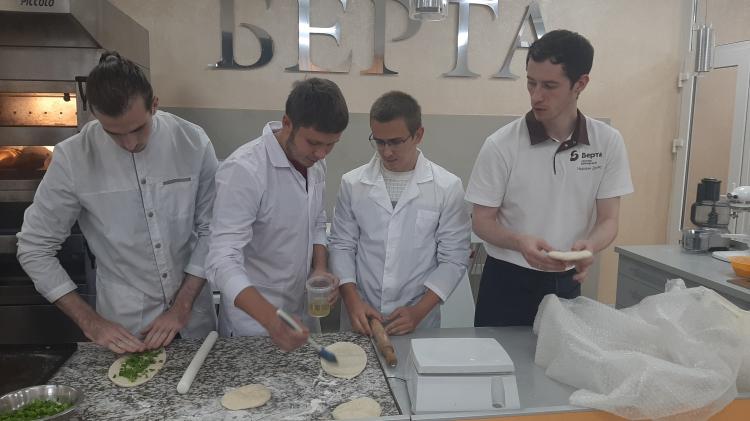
left=221, top=384, right=272, bottom=410
left=332, top=397, right=382, bottom=420
left=321, top=342, right=367, bottom=379
left=547, top=250, right=593, bottom=262
left=108, top=348, right=166, bottom=388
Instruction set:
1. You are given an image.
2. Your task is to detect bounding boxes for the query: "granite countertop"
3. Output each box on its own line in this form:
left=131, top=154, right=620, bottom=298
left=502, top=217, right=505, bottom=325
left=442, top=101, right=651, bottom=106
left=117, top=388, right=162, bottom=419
left=48, top=332, right=399, bottom=420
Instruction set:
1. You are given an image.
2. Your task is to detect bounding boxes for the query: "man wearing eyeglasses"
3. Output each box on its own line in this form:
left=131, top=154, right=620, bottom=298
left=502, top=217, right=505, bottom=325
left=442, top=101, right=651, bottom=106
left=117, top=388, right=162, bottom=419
left=329, top=91, right=470, bottom=336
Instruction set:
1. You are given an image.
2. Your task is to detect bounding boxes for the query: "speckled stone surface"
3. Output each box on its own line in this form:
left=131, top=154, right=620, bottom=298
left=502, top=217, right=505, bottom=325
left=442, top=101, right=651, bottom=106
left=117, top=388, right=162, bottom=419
left=48, top=333, right=400, bottom=420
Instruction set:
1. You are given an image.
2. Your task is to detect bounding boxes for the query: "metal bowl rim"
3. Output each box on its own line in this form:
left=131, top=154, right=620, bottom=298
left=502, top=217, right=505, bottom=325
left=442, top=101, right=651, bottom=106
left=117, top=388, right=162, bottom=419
left=0, top=384, right=82, bottom=420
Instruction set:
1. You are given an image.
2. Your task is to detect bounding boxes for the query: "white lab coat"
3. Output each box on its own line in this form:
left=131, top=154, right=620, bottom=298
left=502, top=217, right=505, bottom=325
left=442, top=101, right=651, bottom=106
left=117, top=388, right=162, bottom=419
left=206, top=122, right=328, bottom=337
left=17, top=111, right=218, bottom=338
left=329, top=152, right=470, bottom=329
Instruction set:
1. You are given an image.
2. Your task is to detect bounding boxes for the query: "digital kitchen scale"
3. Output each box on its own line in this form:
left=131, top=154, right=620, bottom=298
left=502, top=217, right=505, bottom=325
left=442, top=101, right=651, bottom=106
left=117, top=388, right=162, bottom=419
left=405, top=337, right=520, bottom=413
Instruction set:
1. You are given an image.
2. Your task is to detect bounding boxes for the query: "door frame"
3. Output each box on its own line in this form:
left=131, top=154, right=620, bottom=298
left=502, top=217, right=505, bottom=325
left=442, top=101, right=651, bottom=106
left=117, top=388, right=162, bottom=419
left=667, top=35, right=750, bottom=243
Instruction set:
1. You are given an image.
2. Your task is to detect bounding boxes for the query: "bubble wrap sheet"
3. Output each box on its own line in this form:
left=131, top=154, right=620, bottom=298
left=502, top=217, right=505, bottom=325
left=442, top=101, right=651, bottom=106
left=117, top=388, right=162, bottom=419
left=533, top=279, right=750, bottom=421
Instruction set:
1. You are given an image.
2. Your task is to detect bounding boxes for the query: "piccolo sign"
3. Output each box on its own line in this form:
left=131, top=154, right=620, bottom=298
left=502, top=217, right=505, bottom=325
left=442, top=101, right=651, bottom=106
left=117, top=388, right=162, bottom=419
left=214, top=0, right=546, bottom=79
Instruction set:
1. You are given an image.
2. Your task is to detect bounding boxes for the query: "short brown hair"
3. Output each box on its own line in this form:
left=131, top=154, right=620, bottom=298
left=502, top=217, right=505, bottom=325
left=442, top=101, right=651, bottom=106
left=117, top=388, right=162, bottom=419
left=285, top=78, right=349, bottom=134
left=370, top=91, right=422, bottom=136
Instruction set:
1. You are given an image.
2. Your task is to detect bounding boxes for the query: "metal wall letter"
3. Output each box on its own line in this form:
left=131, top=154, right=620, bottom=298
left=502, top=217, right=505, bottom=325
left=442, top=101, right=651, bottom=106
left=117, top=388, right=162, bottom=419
left=361, top=0, right=421, bottom=75
left=215, top=0, right=274, bottom=70
left=286, top=0, right=351, bottom=73
left=492, top=1, right=545, bottom=79
left=443, top=0, right=498, bottom=78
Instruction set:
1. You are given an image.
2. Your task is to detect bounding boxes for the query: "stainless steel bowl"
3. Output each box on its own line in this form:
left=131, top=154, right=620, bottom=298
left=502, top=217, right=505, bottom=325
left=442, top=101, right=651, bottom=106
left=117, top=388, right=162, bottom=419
left=0, top=385, right=81, bottom=420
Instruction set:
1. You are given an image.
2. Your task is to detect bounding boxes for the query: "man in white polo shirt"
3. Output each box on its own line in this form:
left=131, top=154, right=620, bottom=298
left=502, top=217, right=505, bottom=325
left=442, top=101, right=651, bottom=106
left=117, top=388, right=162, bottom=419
left=466, top=29, right=633, bottom=326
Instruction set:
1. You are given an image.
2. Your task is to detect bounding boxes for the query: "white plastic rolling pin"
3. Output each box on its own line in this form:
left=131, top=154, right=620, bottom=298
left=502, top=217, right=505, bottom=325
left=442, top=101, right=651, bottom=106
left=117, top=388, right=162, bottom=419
left=177, top=330, right=219, bottom=394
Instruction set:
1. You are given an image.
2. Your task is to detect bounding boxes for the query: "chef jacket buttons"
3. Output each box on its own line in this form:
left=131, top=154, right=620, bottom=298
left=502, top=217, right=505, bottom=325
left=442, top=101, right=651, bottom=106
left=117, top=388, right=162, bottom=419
left=147, top=211, right=154, bottom=217
left=140, top=178, right=146, bottom=185
left=161, top=273, right=168, bottom=278
left=155, top=243, right=161, bottom=249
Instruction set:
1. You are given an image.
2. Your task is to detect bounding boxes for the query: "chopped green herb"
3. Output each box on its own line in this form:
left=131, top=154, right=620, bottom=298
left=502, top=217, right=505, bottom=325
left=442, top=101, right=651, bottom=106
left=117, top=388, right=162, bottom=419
left=118, top=349, right=161, bottom=382
left=0, top=399, right=73, bottom=421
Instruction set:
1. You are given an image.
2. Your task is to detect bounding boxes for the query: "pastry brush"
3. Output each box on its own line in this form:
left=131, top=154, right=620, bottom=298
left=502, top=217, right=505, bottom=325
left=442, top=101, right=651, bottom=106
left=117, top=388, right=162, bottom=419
left=276, top=308, right=338, bottom=363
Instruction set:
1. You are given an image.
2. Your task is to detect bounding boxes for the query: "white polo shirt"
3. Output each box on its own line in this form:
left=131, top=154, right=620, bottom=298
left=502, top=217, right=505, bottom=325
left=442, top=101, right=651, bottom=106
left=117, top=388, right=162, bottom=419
left=465, top=111, right=633, bottom=270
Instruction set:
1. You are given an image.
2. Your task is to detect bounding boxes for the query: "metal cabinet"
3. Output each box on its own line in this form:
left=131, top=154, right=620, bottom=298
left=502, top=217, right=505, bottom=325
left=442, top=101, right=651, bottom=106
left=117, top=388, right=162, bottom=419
left=616, top=252, right=749, bottom=310
left=616, top=256, right=698, bottom=308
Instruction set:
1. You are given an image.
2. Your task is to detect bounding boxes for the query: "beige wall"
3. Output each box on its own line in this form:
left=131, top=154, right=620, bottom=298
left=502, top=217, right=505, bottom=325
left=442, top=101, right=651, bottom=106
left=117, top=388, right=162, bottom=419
left=111, top=0, right=686, bottom=304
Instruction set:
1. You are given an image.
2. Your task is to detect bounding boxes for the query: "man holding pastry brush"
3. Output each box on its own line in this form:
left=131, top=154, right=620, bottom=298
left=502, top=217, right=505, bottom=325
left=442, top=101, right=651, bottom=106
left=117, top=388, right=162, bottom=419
left=466, top=30, right=633, bottom=327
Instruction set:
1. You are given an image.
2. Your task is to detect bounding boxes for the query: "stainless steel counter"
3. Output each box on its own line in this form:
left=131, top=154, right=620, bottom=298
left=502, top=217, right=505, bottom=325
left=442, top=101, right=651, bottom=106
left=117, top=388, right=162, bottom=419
left=615, top=245, right=750, bottom=309
left=374, top=326, right=586, bottom=421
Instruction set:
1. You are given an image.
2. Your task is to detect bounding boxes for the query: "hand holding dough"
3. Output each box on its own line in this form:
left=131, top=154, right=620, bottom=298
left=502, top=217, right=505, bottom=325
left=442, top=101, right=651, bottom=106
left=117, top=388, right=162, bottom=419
left=221, top=384, right=271, bottom=410
left=321, top=342, right=367, bottom=379
left=332, top=397, right=382, bottom=419
left=547, top=250, right=593, bottom=262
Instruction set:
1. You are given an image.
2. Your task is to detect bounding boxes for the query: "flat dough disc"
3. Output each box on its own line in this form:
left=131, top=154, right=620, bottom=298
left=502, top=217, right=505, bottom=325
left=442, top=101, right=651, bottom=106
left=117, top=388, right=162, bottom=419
left=221, top=384, right=272, bottom=410
left=108, top=348, right=166, bottom=387
left=321, top=342, right=367, bottom=379
left=332, top=397, right=382, bottom=420
left=547, top=250, right=593, bottom=262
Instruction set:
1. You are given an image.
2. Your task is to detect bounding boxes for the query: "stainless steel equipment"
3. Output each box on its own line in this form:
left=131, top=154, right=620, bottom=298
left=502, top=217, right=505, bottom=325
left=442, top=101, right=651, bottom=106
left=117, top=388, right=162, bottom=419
left=683, top=178, right=731, bottom=253
left=681, top=228, right=713, bottom=253
left=0, top=384, right=81, bottom=420
left=712, top=185, right=750, bottom=261
left=0, top=344, right=77, bottom=396
left=0, top=0, right=148, bottom=348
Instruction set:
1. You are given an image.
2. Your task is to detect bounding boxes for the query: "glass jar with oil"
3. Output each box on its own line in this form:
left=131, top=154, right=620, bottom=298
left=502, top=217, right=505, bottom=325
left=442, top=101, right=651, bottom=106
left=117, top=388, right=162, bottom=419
left=306, top=276, right=334, bottom=318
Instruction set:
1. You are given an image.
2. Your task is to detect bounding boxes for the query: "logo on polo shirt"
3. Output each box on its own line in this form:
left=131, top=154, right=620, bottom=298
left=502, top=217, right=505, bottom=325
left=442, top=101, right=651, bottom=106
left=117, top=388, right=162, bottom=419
left=571, top=150, right=603, bottom=171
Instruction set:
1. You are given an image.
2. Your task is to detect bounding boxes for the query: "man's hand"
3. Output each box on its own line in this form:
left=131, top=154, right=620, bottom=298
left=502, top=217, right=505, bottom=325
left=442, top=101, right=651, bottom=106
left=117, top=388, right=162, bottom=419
left=385, top=306, right=424, bottom=336
left=84, top=316, right=146, bottom=354
left=141, top=305, right=191, bottom=349
left=343, top=293, right=383, bottom=336
left=234, top=287, right=308, bottom=351
left=570, top=239, right=596, bottom=282
left=267, top=312, right=308, bottom=351
left=54, top=292, right=145, bottom=354
left=517, top=234, right=567, bottom=272
left=310, top=270, right=340, bottom=305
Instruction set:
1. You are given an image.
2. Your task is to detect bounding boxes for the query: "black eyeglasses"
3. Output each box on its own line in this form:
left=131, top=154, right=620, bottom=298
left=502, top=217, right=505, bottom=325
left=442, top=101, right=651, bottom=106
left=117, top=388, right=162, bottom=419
left=368, top=133, right=413, bottom=149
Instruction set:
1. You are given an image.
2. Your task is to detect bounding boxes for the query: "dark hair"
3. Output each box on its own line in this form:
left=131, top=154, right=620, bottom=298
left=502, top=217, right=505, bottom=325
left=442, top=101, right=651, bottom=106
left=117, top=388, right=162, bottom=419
left=285, top=78, right=349, bottom=134
left=370, top=91, right=422, bottom=136
left=86, top=51, right=154, bottom=117
left=526, top=30, right=594, bottom=86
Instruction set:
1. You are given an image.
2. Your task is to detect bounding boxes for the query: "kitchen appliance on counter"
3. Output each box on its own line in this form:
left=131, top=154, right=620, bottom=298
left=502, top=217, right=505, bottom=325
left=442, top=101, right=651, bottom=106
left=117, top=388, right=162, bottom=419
left=0, top=0, right=148, bottom=393
left=682, top=178, right=731, bottom=253
left=712, top=185, right=750, bottom=262
left=405, top=337, right=520, bottom=413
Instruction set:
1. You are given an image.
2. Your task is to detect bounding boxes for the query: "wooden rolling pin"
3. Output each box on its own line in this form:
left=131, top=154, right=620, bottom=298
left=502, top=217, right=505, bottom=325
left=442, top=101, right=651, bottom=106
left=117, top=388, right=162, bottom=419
left=369, top=318, right=397, bottom=367
left=177, top=330, right=218, bottom=394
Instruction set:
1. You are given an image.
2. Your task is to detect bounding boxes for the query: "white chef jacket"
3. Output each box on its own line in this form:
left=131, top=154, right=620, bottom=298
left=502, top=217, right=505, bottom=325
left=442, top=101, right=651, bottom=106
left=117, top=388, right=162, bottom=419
left=17, top=111, right=218, bottom=338
left=206, top=121, right=328, bottom=337
left=329, top=152, right=470, bottom=329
